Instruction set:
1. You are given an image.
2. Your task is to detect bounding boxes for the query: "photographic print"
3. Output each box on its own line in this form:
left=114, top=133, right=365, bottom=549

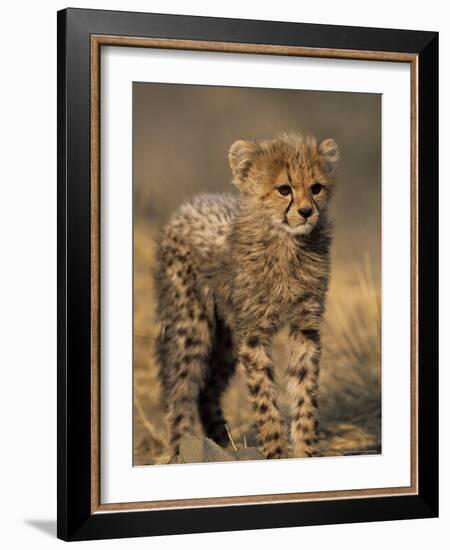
left=133, top=83, right=381, bottom=466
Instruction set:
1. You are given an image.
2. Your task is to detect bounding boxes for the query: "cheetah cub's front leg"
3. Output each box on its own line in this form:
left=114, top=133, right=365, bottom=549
left=240, top=332, right=288, bottom=459
left=286, top=322, right=321, bottom=457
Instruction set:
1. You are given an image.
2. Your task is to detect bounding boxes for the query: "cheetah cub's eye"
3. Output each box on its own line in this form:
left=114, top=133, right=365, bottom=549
left=310, top=183, right=323, bottom=195
left=277, top=184, right=291, bottom=196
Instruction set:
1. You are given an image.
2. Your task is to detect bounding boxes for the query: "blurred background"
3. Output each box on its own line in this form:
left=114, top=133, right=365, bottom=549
left=133, top=82, right=381, bottom=465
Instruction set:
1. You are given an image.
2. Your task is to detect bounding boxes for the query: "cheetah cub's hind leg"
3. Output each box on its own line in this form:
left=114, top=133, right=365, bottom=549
left=157, top=312, right=213, bottom=462
left=198, top=319, right=237, bottom=447
left=156, top=272, right=214, bottom=462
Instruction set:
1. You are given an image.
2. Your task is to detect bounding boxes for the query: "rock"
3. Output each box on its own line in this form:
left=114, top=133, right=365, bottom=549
left=234, top=447, right=265, bottom=461
left=179, top=435, right=266, bottom=463
left=179, top=435, right=236, bottom=463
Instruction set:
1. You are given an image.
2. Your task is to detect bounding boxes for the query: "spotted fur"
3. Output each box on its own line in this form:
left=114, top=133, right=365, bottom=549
left=154, top=132, right=339, bottom=460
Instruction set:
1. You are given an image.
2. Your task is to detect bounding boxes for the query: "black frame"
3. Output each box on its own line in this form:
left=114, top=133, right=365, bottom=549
left=57, top=7, right=438, bottom=541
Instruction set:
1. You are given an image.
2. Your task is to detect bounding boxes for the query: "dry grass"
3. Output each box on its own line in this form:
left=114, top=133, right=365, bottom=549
left=133, top=222, right=381, bottom=465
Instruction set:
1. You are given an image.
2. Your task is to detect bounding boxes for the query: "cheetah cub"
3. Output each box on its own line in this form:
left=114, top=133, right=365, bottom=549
left=154, top=132, right=339, bottom=461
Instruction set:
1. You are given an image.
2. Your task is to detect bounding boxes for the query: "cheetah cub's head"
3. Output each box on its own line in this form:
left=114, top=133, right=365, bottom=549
left=228, top=132, right=339, bottom=236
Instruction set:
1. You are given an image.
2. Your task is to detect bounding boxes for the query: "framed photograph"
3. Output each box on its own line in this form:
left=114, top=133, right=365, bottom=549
left=57, top=8, right=438, bottom=541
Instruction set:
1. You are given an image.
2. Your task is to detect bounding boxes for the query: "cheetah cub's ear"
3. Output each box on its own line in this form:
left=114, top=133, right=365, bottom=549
left=228, top=140, right=259, bottom=188
left=318, top=138, right=340, bottom=174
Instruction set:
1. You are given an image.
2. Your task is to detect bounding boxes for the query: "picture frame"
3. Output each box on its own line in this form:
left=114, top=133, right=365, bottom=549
left=57, top=7, right=438, bottom=541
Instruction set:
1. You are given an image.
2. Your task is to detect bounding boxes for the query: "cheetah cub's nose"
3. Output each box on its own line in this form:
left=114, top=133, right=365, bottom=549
left=298, top=207, right=313, bottom=219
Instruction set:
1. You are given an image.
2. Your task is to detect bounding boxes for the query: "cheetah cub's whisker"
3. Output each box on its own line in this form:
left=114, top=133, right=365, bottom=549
left=154, top=132, right=339, bottom=461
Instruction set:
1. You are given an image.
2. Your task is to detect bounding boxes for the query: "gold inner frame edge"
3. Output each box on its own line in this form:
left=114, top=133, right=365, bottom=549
left=90, top=34, right=419, bottom=514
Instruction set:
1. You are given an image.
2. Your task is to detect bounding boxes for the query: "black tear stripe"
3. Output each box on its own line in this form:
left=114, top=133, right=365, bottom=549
left=283, top=194, right=294, bottom=224
left=282, top=164, right=294, bottom=224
